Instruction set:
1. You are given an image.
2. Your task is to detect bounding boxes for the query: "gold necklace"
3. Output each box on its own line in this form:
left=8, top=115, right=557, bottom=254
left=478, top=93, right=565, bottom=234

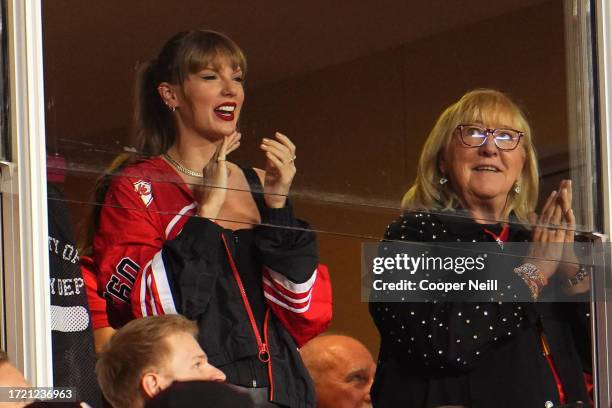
left=163, top=153, right=203, bottom=178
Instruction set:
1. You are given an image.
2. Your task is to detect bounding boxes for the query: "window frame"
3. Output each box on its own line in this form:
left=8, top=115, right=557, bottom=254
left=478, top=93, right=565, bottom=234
left=2, top=0, right=52, bottom=384
left=593, top=0, right=612, bottom=404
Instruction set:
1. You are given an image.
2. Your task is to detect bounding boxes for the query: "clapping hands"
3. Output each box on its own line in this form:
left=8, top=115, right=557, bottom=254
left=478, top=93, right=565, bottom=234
left=196, top=131, right=241, bottom=219
left=526, top=179, right=577, bottom=280
left=260, top=132, right=297, bottom=209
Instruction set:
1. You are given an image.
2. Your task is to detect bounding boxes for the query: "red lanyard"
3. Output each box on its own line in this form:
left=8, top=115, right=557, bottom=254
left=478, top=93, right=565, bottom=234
left=482, top=223, right=509, bottom=248
left=541, top=334, right=567, bottom=404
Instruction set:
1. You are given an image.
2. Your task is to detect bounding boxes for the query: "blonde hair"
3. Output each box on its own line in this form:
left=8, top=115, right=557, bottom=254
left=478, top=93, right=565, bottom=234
left=401, top=89, right=539, bottom=223
left=95, top=315, right=198, bottom=408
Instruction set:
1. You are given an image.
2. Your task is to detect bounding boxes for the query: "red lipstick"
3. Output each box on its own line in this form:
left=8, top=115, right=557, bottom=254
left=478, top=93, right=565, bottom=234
left=214, top=102, right=237, bottom=121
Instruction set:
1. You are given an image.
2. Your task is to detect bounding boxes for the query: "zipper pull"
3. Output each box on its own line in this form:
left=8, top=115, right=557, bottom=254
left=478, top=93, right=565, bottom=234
left=258, top=342, right=270, bottom=363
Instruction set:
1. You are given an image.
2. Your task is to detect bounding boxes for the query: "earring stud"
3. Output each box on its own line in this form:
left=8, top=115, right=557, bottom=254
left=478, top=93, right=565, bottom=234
left=439, top=176, right=448, bottom=185
left=514, top=182, right=521, bottom=194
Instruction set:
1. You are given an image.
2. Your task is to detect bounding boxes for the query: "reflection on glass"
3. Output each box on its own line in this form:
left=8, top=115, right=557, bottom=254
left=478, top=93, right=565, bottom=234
left=41, top=0, right=602, bottom=405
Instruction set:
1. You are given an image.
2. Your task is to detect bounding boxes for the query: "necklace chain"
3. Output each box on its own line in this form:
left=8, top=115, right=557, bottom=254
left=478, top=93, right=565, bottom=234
left=163, top=153, right=204, bottom=178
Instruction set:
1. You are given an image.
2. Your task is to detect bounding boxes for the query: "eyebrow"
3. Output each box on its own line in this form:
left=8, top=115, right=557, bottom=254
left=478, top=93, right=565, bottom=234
left=192, top=353, right=207, bottom=362
left=344, top=368, right=368, bottom=381
left=466, top=123, right=519, bottom=131
left=199, top=66, right=242, bottom=73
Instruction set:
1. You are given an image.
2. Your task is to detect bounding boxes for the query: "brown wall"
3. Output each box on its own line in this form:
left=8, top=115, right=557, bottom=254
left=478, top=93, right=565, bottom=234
left=46, top=1, right=568, bottom=356
left=233, top=1, right=567, bottom=355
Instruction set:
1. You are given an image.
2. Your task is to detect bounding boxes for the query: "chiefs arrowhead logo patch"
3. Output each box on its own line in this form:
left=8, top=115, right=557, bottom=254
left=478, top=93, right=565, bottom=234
left=133, top=180, right=153, bottom=207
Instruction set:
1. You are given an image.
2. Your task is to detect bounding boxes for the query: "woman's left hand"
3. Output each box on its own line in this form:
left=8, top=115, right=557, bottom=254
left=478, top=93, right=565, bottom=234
left=260, top=132, right=297, bottom=208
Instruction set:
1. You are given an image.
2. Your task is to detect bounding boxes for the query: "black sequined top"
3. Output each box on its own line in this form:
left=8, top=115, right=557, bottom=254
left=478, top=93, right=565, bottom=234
left=369, top=210, right=592, bottom=408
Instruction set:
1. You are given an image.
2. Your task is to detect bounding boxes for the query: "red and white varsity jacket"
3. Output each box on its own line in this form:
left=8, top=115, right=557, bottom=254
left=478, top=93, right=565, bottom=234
left=92, top=157, right=332, bottom=347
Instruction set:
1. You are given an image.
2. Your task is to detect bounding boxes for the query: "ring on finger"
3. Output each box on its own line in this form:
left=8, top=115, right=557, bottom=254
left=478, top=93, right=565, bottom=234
left=289, top=154, right=297, bottom=163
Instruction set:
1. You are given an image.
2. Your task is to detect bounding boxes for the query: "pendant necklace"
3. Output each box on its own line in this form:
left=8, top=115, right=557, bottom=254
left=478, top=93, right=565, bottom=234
left=482, top=223, right=509, bottom=250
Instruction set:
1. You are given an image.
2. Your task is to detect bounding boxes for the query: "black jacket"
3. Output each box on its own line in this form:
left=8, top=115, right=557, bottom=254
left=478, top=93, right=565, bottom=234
left=95, top=159, right=322, bottom=407
left=370, top=211, right=591, bottom=408
left=162, top=169, right=318, bottom=408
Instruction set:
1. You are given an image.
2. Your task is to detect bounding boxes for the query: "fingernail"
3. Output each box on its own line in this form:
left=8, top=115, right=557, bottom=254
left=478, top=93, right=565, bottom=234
left=260, top=144, right=266, bottom=149
left=551, top=190, right=557, bottom=196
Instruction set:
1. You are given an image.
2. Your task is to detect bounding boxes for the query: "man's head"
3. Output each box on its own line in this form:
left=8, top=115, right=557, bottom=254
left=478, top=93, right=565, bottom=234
left=300, top=335, right=375, bottom=408
left=96, top=315, right=226, bottom=408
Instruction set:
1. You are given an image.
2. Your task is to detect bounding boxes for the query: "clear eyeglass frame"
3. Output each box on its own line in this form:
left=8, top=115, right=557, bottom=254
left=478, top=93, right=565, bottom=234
left=456, top=124, right=524, bottom=151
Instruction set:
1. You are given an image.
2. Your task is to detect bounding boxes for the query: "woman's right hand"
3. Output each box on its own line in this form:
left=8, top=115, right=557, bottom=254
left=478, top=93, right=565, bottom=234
left=196, top=131, right=241, bottom=219
left=525, top=182, right=573, bottom=280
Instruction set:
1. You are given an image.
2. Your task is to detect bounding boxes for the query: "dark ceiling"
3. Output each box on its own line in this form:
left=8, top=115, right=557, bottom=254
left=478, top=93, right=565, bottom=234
left=44, top=0, right=549, bottom=86
left=42, top=0, right=550, bottom=145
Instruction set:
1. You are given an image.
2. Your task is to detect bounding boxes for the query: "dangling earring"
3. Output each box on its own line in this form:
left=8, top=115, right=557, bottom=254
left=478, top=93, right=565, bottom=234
left=514, top=181, right=521, bottom=194
left=439, top=176, right=448, bottom=185
left=166, top=103, right=176, bottom=112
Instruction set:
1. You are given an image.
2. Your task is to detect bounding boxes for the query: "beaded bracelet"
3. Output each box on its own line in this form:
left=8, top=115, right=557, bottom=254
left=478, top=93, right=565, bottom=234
left=565, top=265, right=589, bottom=287
left=514, top=263, right=547, bottom=300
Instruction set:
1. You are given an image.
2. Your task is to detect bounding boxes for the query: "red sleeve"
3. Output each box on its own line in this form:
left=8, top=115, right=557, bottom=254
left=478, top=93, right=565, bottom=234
left=81, top=256, right=110, bottom=330
left=92, top=173, right=177, bottom=326
left=263, top=264, right=332, bottom=347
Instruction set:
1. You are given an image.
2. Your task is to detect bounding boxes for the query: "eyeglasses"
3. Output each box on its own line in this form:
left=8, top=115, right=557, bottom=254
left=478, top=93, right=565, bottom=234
left=456, top=124, right=524, bottom=151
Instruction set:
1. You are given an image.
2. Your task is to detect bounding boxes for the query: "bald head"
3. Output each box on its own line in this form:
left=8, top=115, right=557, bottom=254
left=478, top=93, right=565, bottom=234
left=301, top=335, right=374, bottom=408
left=0, top=352, right=29, bottom=408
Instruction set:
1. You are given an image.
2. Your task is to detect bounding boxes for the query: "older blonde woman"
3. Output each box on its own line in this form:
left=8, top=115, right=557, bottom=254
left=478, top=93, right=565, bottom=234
left=370, top=89, right=591, bottom=407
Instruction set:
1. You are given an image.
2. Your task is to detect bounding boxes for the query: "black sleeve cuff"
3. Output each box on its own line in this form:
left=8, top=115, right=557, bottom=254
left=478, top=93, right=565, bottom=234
left=260, top=201, right=297, bottom=227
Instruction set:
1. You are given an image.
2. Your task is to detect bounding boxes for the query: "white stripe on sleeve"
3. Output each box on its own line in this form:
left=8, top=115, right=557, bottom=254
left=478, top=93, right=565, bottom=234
left=165, top=202, right=197, bottom=238
left=146, top=271, right=158, bottom=316
left=262, top=277, right=313, bottom=303
left=264, top=291, right=312, bottom=314
left=264, top=267, right=317, bottom=294
left=140, top=260, right=152, bottom=317
left=151, top=251, right=178, bottom=314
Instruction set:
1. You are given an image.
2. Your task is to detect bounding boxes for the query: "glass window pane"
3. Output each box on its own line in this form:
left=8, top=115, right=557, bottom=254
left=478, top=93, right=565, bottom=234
left=41, top=0, right=608, bottom=404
